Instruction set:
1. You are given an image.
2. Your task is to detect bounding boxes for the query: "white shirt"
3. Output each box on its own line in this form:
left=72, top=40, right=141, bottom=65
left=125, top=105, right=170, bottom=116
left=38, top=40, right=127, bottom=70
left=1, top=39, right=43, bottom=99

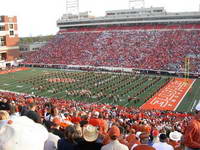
left=44, top=133, right=60, bottom=150
left=101, top=140, right=129, bottom=150
left=153, top=142, right=174, bottom=150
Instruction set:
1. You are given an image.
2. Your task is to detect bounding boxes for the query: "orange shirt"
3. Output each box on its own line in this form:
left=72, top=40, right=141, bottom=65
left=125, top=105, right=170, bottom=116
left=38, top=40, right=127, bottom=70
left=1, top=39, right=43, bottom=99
left=99, top=119, right=108, bottom=134
left=168, top=140, right=180, bottom=150
left=184, top=119, right=200, bottom=148
left=102, top=134, right=110, bottom=145
left=89, top=118, right=101, bottom=127
left=128, top=138, right=140, bottom=149
left=133, top=144, right=155, bottom=150
left=70, top=116, right=81, bottom=123
left=126, top=134, right=136, bottom=144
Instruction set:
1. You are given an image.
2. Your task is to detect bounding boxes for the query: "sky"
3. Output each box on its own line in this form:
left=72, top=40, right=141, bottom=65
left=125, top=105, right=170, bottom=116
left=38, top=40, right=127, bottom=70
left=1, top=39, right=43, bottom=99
left=0, top=0, right=199, bottom=37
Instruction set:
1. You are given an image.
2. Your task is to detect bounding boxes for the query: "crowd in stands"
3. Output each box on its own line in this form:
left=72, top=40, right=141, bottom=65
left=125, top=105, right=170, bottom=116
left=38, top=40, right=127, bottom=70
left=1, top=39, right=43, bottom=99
left=22, top=25, right=200, bottom=73
left=0, top=91, right=200, bottom=150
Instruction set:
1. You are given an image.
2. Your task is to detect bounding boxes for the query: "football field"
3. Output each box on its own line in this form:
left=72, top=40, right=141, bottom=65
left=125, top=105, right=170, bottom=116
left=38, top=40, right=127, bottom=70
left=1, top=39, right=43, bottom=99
left=0, top=68, right=199, bottom=112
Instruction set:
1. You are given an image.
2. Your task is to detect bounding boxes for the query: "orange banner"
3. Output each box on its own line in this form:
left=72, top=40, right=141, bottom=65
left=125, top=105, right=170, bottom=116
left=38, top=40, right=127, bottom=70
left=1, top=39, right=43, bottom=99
left=140, top=78, right=195, bottom=111
left=0, top=67, right=30, bottom=75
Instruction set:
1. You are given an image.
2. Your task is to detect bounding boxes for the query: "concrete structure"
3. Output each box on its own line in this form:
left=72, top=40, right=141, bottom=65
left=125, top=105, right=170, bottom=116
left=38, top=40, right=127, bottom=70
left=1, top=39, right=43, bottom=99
left=19, top=42, right=46, bottom=52
left=57, top=7, right=200, bottom=28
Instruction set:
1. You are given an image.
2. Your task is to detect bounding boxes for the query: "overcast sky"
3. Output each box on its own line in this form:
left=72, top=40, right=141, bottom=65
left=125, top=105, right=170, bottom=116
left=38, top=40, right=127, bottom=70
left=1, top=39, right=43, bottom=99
left=0, top=0, right=199, bottom=37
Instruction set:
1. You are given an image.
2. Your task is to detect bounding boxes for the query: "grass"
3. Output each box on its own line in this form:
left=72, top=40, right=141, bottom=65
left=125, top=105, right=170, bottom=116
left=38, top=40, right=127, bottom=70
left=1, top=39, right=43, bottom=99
left=0, top=67, right=200, bottom=112
left=176, top=79, right=200, bottom=112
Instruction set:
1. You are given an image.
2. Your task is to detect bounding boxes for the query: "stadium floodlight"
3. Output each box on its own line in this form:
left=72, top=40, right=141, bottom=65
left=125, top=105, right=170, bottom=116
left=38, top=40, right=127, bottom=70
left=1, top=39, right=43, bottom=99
left=66, top=0, right=79, bottom=15
left=129, top=0, right=145, bottom=9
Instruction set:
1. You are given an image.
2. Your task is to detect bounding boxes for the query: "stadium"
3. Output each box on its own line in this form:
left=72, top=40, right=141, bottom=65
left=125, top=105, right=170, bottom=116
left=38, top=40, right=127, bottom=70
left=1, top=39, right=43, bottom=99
left=0, top=1, right=200, bottom=150
left=4, top=6, right=200, bottom=112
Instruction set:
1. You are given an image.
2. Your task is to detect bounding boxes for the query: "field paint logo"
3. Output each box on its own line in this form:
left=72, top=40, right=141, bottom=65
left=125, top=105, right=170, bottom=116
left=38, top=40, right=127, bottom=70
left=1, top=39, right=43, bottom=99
left=140, top=78, right=194, bottom=110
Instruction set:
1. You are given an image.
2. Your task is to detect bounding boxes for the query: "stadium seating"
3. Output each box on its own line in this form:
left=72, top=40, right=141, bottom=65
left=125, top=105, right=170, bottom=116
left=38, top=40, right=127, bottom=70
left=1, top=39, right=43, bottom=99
left=0, top=90, right=193, bottom=150
left=22, top=24, right=200, bottom=73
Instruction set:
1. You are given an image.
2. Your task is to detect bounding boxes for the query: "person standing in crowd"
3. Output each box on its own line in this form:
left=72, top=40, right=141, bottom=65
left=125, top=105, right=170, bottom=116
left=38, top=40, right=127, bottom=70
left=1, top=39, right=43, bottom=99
left=51, top=118, right=64, bottom=138
left=78, top=124, right=103, bottom=150
left=184, top=103, right=200, bottom=150
left=153, top=134, right=174, bottom=150
left=0, top=99, right=10, bottom=111
left=57, top=125, right=80, bottom=150
left=168, top=131, right=182, bottom=150
left=25, top=102, right=41, bottom=123
left=89, top=111, right=101, bottom=127
left=132, top=132, right=155, bottom=150
left=9, top=103, right=20, bottom=119
left=79, top=115, right=89, bottom=127
left=0, top=110, right=9, bottom=122
left=101, top=125, right=129, bottom=150
left=45, top=106, right=62, bottom=122
left=0, top=116, right=48, bottom=150
left=44, top=131, right=60, bottom=150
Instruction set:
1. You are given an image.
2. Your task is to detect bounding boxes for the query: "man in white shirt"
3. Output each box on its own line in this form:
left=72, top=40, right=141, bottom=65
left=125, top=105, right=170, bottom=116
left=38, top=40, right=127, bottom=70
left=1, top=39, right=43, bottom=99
left=101, top=125, right=129, bottom=150
left=153, top=134, right=174, bottom=150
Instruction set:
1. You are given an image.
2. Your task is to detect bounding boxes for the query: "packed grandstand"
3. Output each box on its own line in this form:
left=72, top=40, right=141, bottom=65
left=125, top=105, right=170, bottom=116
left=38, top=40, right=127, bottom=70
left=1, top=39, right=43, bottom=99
left=0, top=6, right=200, bottom=150
left=22, top=25, right=200, bottom=74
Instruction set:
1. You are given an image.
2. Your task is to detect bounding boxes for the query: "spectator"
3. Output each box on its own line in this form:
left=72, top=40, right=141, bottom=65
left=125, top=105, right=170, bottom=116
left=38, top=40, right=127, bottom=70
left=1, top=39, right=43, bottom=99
left=132, top=132, right=155, bottom=150
left=184, top=103, right=200, bottom=150
left=151, top=129, right=160, bottom=145
left=80, top=115, right=89, bottom=127
left=0, top=99, right=10, bottom=110
left=57, top=125, right=80, bottom=150
left=25, top=102, right=41, bottom=123
left=0, top=116, right=48, bottom=150
left=101, top=125, right=129, bottom=150
left=153, top=134, right=174, bottom=150
left=44, top=132, right=60, bottom=150
left=9, top=104, right=20, bottom=119
left=79, top=124, right=103, bottom=150
left=168, top=131, right=182, bottom=150
left=45, top=106, right=60, bottom=121
left=0, top=110, right=9, bottom=120
left=51, top=117, right=64, bottom=138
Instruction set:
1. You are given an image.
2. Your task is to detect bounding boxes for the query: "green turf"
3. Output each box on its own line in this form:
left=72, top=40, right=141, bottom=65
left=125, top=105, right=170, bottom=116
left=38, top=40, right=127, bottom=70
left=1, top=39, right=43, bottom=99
left=0, top=68, right=200, bottom=112
left=176, top=79, right=200, bottom=112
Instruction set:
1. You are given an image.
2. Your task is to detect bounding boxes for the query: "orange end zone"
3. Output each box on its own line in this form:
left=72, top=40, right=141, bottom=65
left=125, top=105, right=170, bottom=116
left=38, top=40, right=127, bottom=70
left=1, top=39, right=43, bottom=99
left=140, top=78, right=195, bottom=111
left=0, top=67, right=30, bottom=75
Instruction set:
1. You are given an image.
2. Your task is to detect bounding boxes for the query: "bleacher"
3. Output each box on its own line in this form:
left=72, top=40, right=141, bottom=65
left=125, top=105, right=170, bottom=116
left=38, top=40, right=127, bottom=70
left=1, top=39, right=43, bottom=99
left=22, top=24, right=200, bottom=73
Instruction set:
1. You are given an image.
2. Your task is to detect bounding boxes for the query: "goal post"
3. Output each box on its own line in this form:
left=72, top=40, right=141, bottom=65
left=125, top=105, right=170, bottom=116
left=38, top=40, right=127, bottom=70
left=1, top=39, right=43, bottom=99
left=184, top=57, right=190, bottom=82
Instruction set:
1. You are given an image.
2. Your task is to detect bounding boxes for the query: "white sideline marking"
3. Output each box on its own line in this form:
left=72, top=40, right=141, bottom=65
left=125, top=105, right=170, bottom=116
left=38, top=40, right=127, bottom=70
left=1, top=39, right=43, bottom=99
left=174, top=79, right=196, bottom=111
left=191, top=100, right=197, bottom=112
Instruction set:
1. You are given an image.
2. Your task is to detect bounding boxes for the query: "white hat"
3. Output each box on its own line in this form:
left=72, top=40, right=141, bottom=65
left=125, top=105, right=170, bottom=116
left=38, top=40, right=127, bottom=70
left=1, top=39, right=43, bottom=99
left=169, top=131, right=182, bottom=142
left=143, top=120, right=147, bottom=125
left=195, top=103, right=200, bottom=111
left=136, top=131, right=142, bottom=139
left=83, top=124, right=99, bottom=142
left=0, top=116, right=48, bottom=150
left=119, top=118, right=123, bottom=123
left=94, top=111, right=99, bottom=117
